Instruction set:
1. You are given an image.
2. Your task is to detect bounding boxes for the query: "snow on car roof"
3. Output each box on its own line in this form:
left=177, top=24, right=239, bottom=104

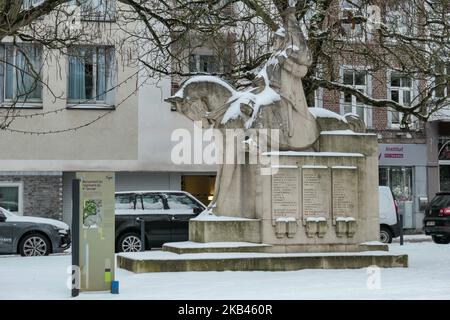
left=114, top=190, right=206, bottom=207
left=115, top=190, right=193, bottom=195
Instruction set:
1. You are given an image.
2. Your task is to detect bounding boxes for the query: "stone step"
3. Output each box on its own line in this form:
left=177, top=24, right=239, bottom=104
left=117, top=251, right=408, bottom=273
left=162, top=241, right=388, bottom=254
left=162, top=241, right=271, bottom=254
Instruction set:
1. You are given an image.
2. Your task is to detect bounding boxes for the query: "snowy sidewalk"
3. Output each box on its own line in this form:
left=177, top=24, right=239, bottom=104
left=393, top=234, right=432, bottom=243
left=1, top=242, right=449, bottom=299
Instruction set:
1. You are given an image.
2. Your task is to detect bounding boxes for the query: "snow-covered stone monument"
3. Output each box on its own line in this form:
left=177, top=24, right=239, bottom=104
left=166, top=6, right=378, bottom=251
left=118, top=6, right=407, bottom=272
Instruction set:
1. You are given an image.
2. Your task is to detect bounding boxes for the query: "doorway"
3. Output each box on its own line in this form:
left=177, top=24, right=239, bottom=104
left=379, top=166, right=414, bottom=228
left=181, top=175, right=216, bottom=206
left=440, top=164, right=450, bottom=192
left=438, top=137, right=450, bottom=192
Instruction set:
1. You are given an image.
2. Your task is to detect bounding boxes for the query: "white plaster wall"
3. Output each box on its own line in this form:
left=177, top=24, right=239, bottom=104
left=0, top=62, right=215, bottom=173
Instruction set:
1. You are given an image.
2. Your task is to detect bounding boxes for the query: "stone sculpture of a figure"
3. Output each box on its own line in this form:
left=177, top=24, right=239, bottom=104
left=166, top=7, right=362, bottom=218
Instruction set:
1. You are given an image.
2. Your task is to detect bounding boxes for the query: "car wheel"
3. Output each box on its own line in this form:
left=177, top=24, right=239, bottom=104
left=432, top=235, right=450, bottom=244
left=380, top=226, right=393, bottom=244
left=19, top=233, right=51, bottom=256
left=118, top=232, right=142, bottom=252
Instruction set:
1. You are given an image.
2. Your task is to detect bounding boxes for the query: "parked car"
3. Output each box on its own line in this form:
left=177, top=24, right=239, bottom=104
left=423, top=192, right=450, bottom=244
left=115, top=191, right=206, bottom=252
left=0, top=207, right=71, bottom=256
left=379, top=186, right=401, bottom=243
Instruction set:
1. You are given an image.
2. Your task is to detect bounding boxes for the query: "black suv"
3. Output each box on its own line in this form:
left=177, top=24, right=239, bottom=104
left=423, top=192, right=450, bottom=244
left=115, top=191, right=206, bottom=252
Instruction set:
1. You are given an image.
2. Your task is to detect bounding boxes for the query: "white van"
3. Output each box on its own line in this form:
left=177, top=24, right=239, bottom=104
left=379, top=186, right=401, bottom=243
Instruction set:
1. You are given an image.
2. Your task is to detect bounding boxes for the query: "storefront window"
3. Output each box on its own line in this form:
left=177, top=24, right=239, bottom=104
left=438, top=138, right=450, bottom=161
left=379, top=167, right=413, bottom=201
left=440, top=166, right=450, bottom=192
left=439, top=137, right=450, bottom=192
left=379, top=167, right=389, bottom=186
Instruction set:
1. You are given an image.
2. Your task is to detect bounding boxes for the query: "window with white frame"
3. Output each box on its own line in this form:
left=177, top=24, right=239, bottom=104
left=306, top=87, right=323, bottom=108
left=0, top=182, right=23, bottom=215
left=313, top=67, right=324, bottom=108
left=189, top=54, right=219, bottom=74
left=79, top=0, right=116, bottom=20
left=385, top=2, right=417, bottom=36
left=340, top=0, right=365, bottom=41
left=0, top=44, right=42, bottom=104
left=300, top=2, right=316, bottom=39
left=314, top=88, right=323, bottom=108
left=388, top=71, right=414, bottom=128
left=306, top=64, right=325, bottom=108
left=21, top=0, right=45, bottom=10
left=340, top=68, right=371, bottom=125
left=67, top=46, right=115, bottom=105
left=433, top=62, right=450, bottom=99
left=424, top=1, right=450, bottom=38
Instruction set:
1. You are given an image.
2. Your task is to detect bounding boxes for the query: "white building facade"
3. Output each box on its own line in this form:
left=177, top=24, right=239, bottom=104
left=0, top=1, right=215, bottom=223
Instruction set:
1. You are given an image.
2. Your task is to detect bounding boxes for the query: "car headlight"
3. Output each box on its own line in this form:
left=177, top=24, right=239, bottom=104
left=53, top=226, right=68, bottom=235
left=58, top=229, right=68, bottom=235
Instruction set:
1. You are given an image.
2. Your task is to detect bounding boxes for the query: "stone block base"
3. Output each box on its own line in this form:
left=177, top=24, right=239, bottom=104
left=117, top=251, right=408, bottom=273
left=162, top=241, right=388, bottom=254
left=163, top=241, right=270, bottom=254
left=267, top=243, right=388, bottom=253
left=189, top=219, right=261, bottom=243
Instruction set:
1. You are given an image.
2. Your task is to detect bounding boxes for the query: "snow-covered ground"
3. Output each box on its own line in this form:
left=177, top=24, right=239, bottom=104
left=393, top=234, right=432, bottom=243
left=0, top=242, right=449, bottom=300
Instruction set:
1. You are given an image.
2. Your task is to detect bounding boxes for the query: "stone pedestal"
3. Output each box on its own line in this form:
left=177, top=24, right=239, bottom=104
left=158, top=7, right=405, bottom=271
left=189, top=219, right=261, bottom=243
left=189, top=131, right=381, bottom=253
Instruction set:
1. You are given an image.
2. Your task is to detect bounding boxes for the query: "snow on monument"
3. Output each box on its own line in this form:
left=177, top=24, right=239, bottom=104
left=117, top=6, right=409, bottom=271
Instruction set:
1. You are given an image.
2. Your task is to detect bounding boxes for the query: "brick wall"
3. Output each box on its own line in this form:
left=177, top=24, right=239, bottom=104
left=0, top=174, right=63, bottom=220
left=316, top=0, right=428, bottom=143
left=320, top=66, right=427, bottom=144
left=169, top=0, right=429, bottom=146
left=318, top=52, right=427, bottom=144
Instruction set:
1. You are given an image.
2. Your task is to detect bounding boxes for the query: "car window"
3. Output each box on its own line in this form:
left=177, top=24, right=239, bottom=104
left=165, top=193, right=200, bottom=210
left=0, top=201, right=18, bottom=212
left=430, top=195, right=450, bottom=208
left=115, top=194, right=136, bottom=210
left=142, top=193, right=164, bottom=210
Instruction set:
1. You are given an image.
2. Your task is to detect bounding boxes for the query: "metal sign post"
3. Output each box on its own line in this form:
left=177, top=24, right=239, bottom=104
left=71, top=179, right=80, bottom=297
left=74, top=172, right=116, bottom=292
left=136, top=217, right=146, bottom=252
left=399, top=214, right=404, bottom=246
